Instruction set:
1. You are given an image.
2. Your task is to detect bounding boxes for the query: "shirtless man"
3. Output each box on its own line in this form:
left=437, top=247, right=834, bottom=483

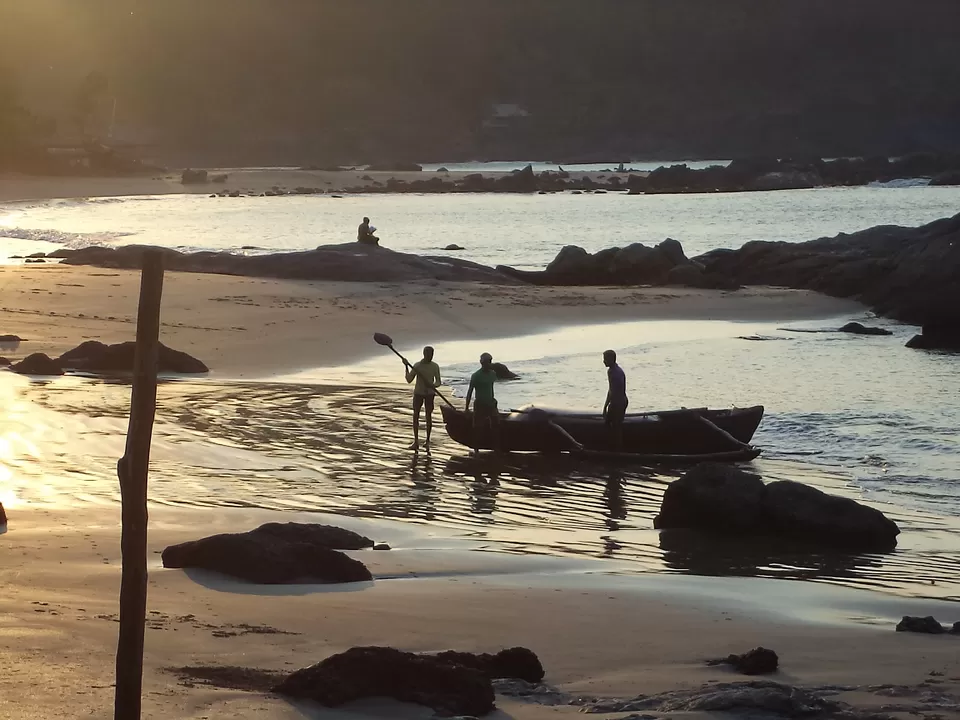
left=602, top=349, right=628, bottom=451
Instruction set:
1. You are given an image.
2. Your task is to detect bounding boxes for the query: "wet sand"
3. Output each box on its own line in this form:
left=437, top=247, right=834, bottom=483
left=0, top=264, right=860, bottom=377
left=2, top=504, right=959, bottom=720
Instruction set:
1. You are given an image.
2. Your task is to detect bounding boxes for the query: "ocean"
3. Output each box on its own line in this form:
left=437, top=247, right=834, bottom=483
left=1, top=182, right=958, bottom=599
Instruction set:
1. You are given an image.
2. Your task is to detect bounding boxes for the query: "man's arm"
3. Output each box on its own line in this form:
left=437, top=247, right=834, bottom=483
left=433, top=366, right=441, bottom=389
left=404, top=361, right=417, bottom=384
left=465, top=379, right=474, bottom=410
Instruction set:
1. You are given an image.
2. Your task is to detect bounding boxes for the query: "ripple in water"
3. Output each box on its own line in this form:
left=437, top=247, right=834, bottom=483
left=5, top=375, right=958, bottom=602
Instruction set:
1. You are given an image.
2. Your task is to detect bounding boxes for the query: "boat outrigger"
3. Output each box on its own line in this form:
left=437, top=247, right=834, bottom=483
left=439, top=404, right=764, bottom=462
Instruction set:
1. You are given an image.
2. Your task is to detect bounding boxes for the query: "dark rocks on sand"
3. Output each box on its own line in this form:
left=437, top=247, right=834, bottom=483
left=655, top=463, right=900, bottom=551
left=0, top=334, right=23, bottom=343
left=491, top=362, right=519, bottom=380
left=58, top=340, right=208, bottom=374
left=896, top=616, right=946, bottom=634
left=181, top=168, right=208, bottom=184
left=905, top=322, right=960, bottom=351
left=952, top=621, right=960, bottom=634
left=445, top=244, right=466, bottom=251
left=161, top=522, right=374, bottom=584
left=432, top=647, right=545, bottom=684
left=0, top=357, right=9, bottom=367
left=273, top=646, right=496, bottom=717
left=373, top=542, right=391, bottom=550
left=709, top=647, right=779, bottom=675
left=838, top=322, right=892, bottom=336
left=11, top=353, right=64, bottom=376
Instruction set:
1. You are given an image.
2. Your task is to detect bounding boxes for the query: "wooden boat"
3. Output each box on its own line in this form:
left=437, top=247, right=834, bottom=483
left=439, top=404, right=764, bottom=462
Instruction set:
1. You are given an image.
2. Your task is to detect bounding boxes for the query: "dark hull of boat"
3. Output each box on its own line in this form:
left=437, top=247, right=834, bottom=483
left=439, top=405, right=764, bottom=459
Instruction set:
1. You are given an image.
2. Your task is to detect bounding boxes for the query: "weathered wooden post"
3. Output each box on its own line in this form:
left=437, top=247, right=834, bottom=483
left=114, top=250, right=164, bottom=720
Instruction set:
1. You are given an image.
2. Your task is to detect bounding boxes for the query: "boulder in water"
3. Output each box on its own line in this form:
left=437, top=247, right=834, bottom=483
left=491, top=362, right=519, bottom=380
left=58, top=340, right=208, bottom=373
left=838, top=321, right=892, bottom=336
left=905, top=322, right=960, bottom=351
left=162, top=522, right=374, bottom=584
left=11, top=353, right=64, bottom=376
left=655, top=463, right=766, bottom=534
left=896, top=616, right=945, bottom=634
left=444, top=244, right=465, bottom=251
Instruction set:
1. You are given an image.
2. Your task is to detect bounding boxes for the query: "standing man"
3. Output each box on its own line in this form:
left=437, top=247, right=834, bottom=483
left=602, top=349, right=628, bottom=451
left=465, top=352, right=499, bottom=454
left=404, top=346, right=441, bottom=450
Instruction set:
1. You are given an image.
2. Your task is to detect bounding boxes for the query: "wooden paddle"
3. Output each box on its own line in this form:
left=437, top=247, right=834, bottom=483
left=373, top=332, right=455, bottom=408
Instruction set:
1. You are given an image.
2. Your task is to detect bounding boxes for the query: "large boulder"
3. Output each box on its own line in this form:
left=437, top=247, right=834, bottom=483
left=655, top=464, right=900, bottom=551
left=58, top=340, right=208, bottom=373
left=432, top=647, right=544, bottom=683
left=161, top=522, right=374, bottom=584
left=906, top=322, right=960, bottom=351
left=654, top=464, right=766, bottom=533
left=11, top=353, right=64, bottom=376
left=273, top=646, right=496, bottom=716
left=838, top=321, right=892, bottom=336
left=762, top=480, right=900, bottom=551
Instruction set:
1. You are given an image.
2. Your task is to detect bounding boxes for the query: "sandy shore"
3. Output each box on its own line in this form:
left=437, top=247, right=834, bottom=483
left=1, top=505, right=958, bottom=720
left=0, top=167, right=627, bottom=204
left=0, top=264, right=862, bottom=377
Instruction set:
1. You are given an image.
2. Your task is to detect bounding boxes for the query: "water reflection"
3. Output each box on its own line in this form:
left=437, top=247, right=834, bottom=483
left=6, top=375, right=959, bottom=600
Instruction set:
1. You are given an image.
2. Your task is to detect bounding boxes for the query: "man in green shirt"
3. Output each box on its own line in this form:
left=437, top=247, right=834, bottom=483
left=465, top=352, right=500, bottom=453
left=404, top=346, right=442, bottom=449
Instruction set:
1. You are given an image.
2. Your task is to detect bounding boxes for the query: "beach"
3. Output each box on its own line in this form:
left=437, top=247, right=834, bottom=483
left=2, top=177, right=960, bottom=720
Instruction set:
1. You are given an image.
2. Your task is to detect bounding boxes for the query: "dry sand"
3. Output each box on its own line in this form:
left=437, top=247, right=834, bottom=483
left=0, top=264, right=861, bottom=377
left=1, top=505, right=958, bottom=720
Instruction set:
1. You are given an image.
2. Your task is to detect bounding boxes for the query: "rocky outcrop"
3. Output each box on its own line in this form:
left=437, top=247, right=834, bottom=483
left=0, top=502, right=6, bottom=525
left=59, top=341, right=209, bottom=373
left=274, top=647, right=496, bottom=716
left=491, top=362, right=519, bottom=380
left=929, top=170, right=960, bottom=186
left=11, top=353, right=64, bottom=376
left=905, top=323, right=960, bottom=351
left=896, top=616, right=946, bottom=634
left=0, top=334, right=22, bottom=343
left=53, top=244, right=521, bottom=285
left=498, top=238, right=735, bottom=288
left=181, top=168, right=208, bottom=184
left=708, top=648, right=779, bottom=675
left=0, top=357, right=9, bottom=367
left=838, top=322, right=892, bottom=336
left=161, top=522, right=374, bottom=584
left=654, top=463, right=900, bottom=551
left=274, top=646, right=543, bottom=716
left=695, top=212, right=960, bottom=327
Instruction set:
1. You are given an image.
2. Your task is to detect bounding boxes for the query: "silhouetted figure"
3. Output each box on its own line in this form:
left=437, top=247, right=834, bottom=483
left=404, top=346, right=441, bottom=450
left=465, top=352, right=500, bottom=454
left=602, top=349, right=628, bottom=451
left=357, top=216, right=379, bottom=245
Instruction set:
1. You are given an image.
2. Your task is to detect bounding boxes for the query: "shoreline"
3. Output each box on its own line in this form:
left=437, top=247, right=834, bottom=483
left=2, top=504, right=958, bottom=719
left=0, top=264, right=864, bottom=378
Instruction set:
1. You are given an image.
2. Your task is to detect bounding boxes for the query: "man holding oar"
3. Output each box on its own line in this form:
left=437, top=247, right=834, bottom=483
left=403, top=346, right=442, bottom=450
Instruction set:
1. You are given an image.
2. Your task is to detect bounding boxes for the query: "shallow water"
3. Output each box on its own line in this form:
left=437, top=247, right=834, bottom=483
left=3, top=185, right=960, bottom=268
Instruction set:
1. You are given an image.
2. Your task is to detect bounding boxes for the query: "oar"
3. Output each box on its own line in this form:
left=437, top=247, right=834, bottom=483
left=373, top=332, right=455, bottom=408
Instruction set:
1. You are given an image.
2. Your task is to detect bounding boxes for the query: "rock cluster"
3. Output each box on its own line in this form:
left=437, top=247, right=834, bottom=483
left=9, top=341, right=207, bottom=376
left=162, top=522, right=374, bottom=584
left=273, top=646, right=543, bottom=716
left=654, top=463, right=900, bottom=552
left=708, top=647, right=779, bottom=675
left=896, top=616, right=960, bottom=634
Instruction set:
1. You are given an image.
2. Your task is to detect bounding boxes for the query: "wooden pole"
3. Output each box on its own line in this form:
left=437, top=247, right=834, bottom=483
left=114, top=250, right=164, bottom=720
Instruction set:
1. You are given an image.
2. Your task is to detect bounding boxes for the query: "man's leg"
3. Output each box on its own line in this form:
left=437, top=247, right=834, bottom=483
left=410, top=396, right=422, bottom=449
left=424, top=396, right=434, bottom=448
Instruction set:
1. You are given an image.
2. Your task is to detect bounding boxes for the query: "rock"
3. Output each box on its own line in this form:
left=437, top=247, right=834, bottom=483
left=161, top=522, right=374, bottom=584
left=11, top=353, right=64, bottom=376
left=694, top=212, right=960, bottom=328
left=654, top=463, right=766, bottom=533
left=655, top=464, right=900, bottom=551
left=762, top=480, right=900, bottom=551
left=929, top=170, right=960, bottom=186
left=838, top=321, right=892, bottom=336
left=373, top=542, right=391, bottom=550
left=432, top=647, right=544, bottom=683
left=24, top=258, right=46, bottom=263
left=0, top=502, right=6, bottom=525
left=58, top=341, right=208, bottom=374
left=436, top=166, right=449, bottom=172
left=445, top=244, right=465, bottom=251
left=906, top=322, right=960, bottom=351
left=273, top=646, right=495, bottom=717
left=210, top=173, right=228, bottom=183
left=951, top=621, right=960, bottom=634
left=896, top=616, right=945, bottom=634
left=711, top=647, right=779, bottom=675
left=0, top=357, right=9, bottom=366
left=747, top=170, right=821, bottom=191
left=545, top=245, right=595, bottom=278
left=0, top=335, right=22, bottom=343
left=181, top=168, right=208, bottom=184
left=366, top=162, right=423, bottom=172
left=27, top=252, right=46, bottom=259
left=490, top=362, right=519, bottom=380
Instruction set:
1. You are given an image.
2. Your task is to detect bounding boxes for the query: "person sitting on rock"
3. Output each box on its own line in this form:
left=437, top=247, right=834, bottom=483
left=357, top=217, right=379, bottom=245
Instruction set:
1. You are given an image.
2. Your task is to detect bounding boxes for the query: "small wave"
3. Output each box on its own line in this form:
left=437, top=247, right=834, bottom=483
left=868, top=178, right=931, bottom=189
left=0, top=227, right=135, bottom=248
